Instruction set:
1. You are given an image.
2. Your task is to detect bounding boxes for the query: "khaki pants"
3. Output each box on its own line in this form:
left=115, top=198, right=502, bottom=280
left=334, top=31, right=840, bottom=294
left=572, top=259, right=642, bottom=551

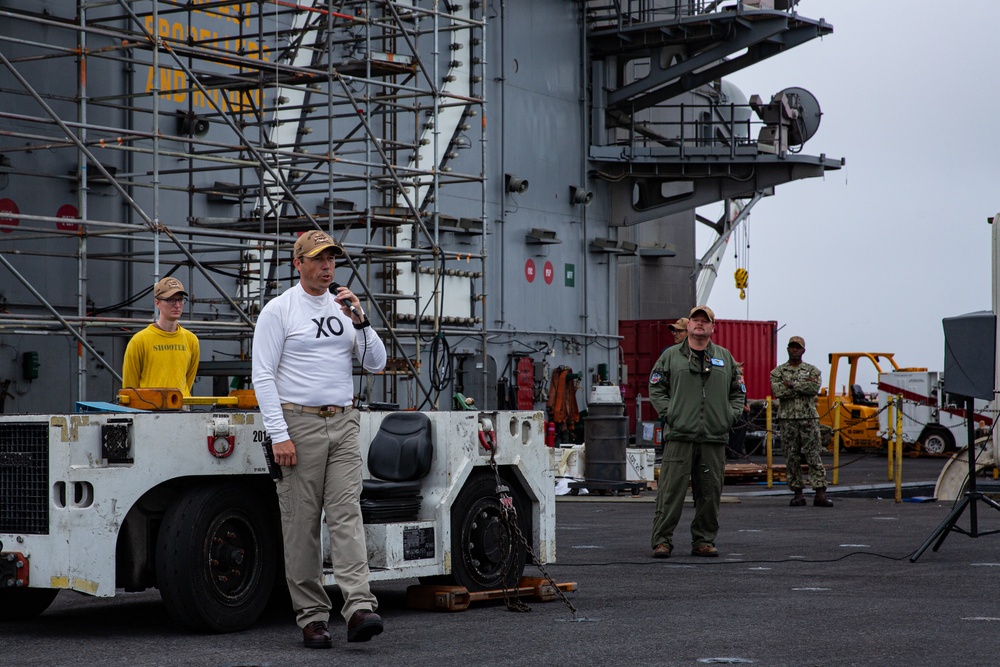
left=277, top=408, right=377, bottom=628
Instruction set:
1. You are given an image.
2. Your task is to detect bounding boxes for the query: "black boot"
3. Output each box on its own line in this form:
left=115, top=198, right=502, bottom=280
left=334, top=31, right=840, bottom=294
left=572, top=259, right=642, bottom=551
left=814, top=487, right=834, bottom=507
left=789, top=490, right=806, bottom=507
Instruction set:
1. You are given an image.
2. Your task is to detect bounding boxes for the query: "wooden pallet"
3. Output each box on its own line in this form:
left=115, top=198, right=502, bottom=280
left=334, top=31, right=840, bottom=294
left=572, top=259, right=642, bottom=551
left=724, top=462, right=788, bottom=483
left=651, top=463, right=790, bottom=487
left=406, top=577, right=578, bottom=612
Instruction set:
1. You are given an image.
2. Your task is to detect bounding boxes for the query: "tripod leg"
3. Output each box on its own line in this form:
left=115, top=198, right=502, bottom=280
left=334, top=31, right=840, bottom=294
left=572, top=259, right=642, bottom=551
left=910, top=496, right=971, bottom=562
left=976, top=493, right=1000, bottom=513
left=910, top=396, right=995, bottom=562
left=933, top=498, right=970, bottom=550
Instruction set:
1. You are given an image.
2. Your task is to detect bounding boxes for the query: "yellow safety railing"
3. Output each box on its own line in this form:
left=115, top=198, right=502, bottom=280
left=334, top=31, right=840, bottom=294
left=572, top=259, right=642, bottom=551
left=832, top=400, right=840, bottom=485
left=894, top=395, right=903, bottom=503
left=882, top=394, right=905, bottom=502
left=886, top=396, right=895, bottom=481
left=766, top=396, right=773, bottom=489
left=765, top=395, right=905, bottom=499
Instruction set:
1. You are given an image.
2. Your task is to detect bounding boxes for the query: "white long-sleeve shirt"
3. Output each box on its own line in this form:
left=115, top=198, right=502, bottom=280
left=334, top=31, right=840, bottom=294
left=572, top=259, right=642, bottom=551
left=251, top=283, right=387, bottom=443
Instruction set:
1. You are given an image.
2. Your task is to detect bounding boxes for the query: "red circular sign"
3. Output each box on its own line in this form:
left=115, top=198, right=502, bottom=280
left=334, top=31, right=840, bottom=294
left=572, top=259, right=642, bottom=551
left=543, top=261, right=554, bottom=285
left=56, top=204, right=80, bottom=232
left=525, top=259, right=536, bottom=283
left=0, top=198, right=19, bottom=233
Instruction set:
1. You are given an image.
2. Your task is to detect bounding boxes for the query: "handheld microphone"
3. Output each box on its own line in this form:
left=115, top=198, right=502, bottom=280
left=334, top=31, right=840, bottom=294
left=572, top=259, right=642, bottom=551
left=330, top=282, right=360, bottom=316
left=333, top=282, right=371, bottom=369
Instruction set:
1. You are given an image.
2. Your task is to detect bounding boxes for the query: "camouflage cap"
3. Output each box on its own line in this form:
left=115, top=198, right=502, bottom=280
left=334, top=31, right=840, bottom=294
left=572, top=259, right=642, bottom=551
left=669, top=317, right=689, bottom=332
left=788, top=336, right=806, bottom=348
left=154, top=276, right=186, bottom=299
left=294, top=230, right=344, bottom=259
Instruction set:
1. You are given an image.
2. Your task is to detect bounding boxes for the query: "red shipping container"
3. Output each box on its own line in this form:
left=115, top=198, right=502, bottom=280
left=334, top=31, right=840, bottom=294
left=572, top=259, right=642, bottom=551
left=619, top=321, right=638, bottom=356
left=711, top=319, right=778, bottom=400
left=619, top=318, right=777, bottom=433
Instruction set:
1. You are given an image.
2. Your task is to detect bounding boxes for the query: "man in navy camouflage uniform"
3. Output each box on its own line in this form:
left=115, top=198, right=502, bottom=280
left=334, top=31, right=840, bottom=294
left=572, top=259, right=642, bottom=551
left=770, top=336, right=833, bottom=507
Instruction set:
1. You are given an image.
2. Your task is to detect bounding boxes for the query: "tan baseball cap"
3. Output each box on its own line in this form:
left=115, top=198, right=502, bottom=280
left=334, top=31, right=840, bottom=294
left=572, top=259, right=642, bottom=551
left=669, top=317, right=689, bottom=332
left=154, top=277, right=186, bottom=299
left=294, top=230, right=344, bottom=259
left=689, top=305, right=715, bottom=323
left=788, top=336, right=806, bottom=348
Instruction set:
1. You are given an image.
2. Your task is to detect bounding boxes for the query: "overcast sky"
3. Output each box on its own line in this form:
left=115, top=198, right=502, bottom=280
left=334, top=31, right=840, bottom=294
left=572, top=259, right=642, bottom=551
left=697, top=0, right=1000, bottom=389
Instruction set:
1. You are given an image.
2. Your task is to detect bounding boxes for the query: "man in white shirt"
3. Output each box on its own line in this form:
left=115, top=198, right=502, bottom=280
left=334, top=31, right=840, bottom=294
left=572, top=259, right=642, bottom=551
left=252, top=230, right=387, bottom=649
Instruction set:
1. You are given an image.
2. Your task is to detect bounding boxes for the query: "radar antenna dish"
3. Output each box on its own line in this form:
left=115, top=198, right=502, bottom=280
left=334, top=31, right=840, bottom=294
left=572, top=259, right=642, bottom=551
left=749, top=86, right=822, bottom=156
left=776, top=86, right=822, bottom=146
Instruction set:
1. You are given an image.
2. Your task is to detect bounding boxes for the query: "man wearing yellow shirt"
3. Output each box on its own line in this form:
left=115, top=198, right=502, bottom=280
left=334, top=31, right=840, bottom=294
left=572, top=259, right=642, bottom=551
left=122, top=277, right=200, bottom=396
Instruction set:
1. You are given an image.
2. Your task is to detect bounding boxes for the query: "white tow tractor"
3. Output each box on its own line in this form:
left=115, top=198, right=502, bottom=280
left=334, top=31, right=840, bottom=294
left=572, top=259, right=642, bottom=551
left=877, top=370, right=993, bottom=455
left=0, top=406, right=555, bottom=632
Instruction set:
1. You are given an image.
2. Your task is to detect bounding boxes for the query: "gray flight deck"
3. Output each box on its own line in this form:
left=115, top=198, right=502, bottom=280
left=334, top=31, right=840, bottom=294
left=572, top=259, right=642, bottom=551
left=3, top=454, right=998, bottom=667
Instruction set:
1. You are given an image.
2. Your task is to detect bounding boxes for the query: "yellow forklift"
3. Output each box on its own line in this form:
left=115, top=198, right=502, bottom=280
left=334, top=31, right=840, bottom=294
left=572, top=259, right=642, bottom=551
left=818, top=352, right=925, bottom=450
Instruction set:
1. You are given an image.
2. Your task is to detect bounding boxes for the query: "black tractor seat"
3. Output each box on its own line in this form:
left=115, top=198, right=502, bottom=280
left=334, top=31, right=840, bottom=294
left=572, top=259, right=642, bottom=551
left=850, top=384, right=877, bottom=407
left=361, top=412, right=433, bottom=523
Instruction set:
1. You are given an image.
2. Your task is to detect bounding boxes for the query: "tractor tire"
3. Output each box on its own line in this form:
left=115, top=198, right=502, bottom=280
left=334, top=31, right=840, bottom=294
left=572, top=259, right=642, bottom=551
left=449, top=472, right=530, bottom=591
left=156, top=484, right=278, bottom=633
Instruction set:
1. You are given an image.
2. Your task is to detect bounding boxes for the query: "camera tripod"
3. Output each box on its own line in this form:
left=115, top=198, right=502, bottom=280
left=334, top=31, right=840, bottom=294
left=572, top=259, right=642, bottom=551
left=911, top=395, right=1000, bottom=562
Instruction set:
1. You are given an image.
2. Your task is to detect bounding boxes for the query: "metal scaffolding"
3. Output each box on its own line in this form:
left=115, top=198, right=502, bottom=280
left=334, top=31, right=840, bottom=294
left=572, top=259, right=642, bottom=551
left=0, top=1, right=488, bottom=408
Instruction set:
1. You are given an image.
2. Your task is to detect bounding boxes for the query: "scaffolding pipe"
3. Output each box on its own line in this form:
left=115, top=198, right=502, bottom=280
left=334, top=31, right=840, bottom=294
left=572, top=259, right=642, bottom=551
left=0, top=2, right=489, bottom=410
left=0, top=252, right=122, bottom=384
left=0, top=48, right=256, bottom=328
left=77, top=3, right=91, bottom=401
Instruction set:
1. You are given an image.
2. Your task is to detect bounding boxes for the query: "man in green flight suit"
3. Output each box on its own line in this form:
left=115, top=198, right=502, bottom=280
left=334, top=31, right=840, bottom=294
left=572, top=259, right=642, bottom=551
left=648, top=305, right=746, bottom=558
left=770, top=336, right=834, bottom=507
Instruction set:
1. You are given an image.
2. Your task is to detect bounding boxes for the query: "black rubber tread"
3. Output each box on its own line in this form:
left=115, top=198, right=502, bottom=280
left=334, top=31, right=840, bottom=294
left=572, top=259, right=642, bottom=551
left=922, top=426, right=956, bottom=455
left=155, top=484, right=277, bottom=633
left=449, top=471, right=530, bottom=592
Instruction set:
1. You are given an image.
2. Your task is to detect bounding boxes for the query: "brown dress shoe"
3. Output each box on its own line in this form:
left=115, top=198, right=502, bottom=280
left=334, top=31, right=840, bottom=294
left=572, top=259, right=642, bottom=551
left=303, top=620, right=332, bottom=649
left=347, top=609, right=384, bottom=643
left=691, top=544, right=719, bottom=557
left=652, top=544, right=672, bottom=558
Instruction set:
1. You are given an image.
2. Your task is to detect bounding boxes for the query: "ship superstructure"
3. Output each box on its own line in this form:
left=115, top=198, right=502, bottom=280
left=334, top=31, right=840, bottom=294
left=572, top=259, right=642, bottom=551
left=0, top=1, right=840, bottom=412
